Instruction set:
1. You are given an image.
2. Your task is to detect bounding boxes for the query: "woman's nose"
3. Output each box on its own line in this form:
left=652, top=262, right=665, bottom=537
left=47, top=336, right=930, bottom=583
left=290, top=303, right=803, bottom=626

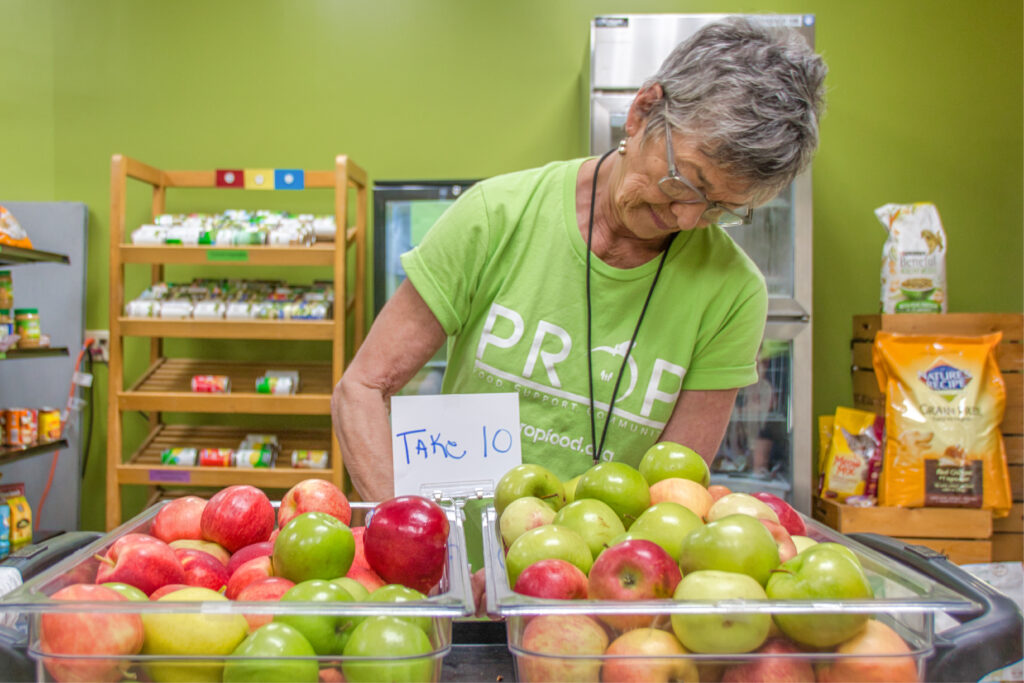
left=670, top=202, right=707, bottom=229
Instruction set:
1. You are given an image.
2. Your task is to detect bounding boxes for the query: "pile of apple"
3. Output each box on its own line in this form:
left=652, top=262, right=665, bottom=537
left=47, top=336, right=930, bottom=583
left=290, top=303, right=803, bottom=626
left=38, top=480, right=451, bottom=683
left=495, top=443, right=920, bottom=683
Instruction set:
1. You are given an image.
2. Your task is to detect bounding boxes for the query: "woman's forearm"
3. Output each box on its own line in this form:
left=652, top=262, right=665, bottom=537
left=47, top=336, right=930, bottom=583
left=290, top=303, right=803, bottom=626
left=332, top=375, right=396, bottom=502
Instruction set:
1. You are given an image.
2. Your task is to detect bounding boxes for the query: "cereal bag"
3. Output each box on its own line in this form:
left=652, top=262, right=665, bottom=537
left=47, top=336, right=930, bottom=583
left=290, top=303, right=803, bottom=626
left=876, top=202, right=947, bottom=313
left=821, top=407, right=884, bottom=503
left=873, top=332, right=1011, bottom=516
left=0, top=206, right=33, bottom=249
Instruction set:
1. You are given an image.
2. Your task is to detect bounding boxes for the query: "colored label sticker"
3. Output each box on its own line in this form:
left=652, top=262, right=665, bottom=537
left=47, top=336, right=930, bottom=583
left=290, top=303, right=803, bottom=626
left=244, top=169, right=274, bottom=190
left=274, top=169, right=305, bottom=190
left=207, top=249, right=250, bottom=262
left=216, top=169, right=244, bottom=188
left=149, top=469, right=191, bottom=483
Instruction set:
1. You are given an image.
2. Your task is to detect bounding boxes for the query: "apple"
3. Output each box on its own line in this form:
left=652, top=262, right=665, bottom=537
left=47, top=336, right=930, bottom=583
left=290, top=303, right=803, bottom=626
left=518, top=614, right=608, bottom=683
left=236, top=576, right=295, bottom=630
left=513, top=558, right=589, bottom=599
left=758, top=518, right=799, bottom=563
left=679, top=513, right=780, bottom=586
left=149, top=583, right=190, bottom=600
left=278, top=478, right=352, bottom=529
left=552, top=498, right=625, bottom=558
left=341, top=616, right=435, bottom=683
left=588, top=539, right=682, bottom=632
left=563, top=474, right=583, bottom=504
left=766, top=542, right=873, bottom=648
left=494, top=463, right=566, bottom=515
left=175, top=547, right=231, bottom=591
left=792, top=535, right=818, bottom=554
left=706, top=493, right=780, bottom=524
left=368, top=583, right=431, bottom=636
left=200, top=484, right=275, bottom=553
left=720, top=638, right=815, bottom=682
left=671, top=570, right=771, bottom=654
left=649, top=478, right=714, bottom=518
left=751, top=491, right=807, bottom=536
left=331, top=576, right=371, bottom=601
left=226, top=555, right=275, bottom=600
left=95, top=535, right=185, bottom=596
left=707, top=484, right=732, bottom=502
left=273, top=511, right=355, bottom=583
left=602, top=627, right=698, bottom=683
left=639, top=441, right=711, bottom=487
left=226, top=540, right=274, bottom=576
left=169, top=539, right=230, bottom=566
left=101, top=582, right=148, bottom=601
left=500, top=495, right=557, bottom=548
left=575, top=462, right=650, bottom=527
left=274, top=579, right=357, bottom=655
left=364, top=495, right=449, bottom=594
left=38, top=583, right=144, bottom=683
left=505, top=524, right=593, bottom=586
left=141, top=586, right=249, bottom=683
left=223, top=622, right=319, bottom=683
left=815, top=619, right=919, bottom=682
left=151, top=495, right=207, bottom=543
left=346, top=562, right=387, bottom=592
left=627, top=501, right=703, bottom=562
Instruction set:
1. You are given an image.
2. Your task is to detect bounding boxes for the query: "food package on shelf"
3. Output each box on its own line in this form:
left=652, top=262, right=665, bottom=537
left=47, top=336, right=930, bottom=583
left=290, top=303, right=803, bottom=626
left=820, top=407, right=885, bottom=504
left=876, top=202, right=947, bottom=313
left=131, top=211, right=331, bottom=246
left=0, top=206, right=33, bottom=249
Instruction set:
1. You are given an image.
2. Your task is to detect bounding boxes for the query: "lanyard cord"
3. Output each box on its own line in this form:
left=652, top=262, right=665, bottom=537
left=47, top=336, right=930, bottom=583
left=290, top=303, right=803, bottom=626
left=586, top=150, right=676, bottom=463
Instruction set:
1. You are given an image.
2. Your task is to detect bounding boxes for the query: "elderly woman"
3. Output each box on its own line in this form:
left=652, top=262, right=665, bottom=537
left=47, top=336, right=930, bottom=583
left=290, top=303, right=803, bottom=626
left=333, top=17, right=827, bottom=502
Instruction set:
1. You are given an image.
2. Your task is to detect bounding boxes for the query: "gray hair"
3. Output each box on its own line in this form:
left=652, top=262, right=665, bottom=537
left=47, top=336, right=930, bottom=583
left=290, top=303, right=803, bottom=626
left=642, top=16, right=827, bottom=200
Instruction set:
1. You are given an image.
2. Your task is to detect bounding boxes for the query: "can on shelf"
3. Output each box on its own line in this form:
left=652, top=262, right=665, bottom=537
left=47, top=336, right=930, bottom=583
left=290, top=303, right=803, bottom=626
left=160, top=448, right=198, bottom=466
left=233, top=448, right=275, bottom=468
left=37, top=408, right=61, bottom=444
left=255, top=376, right=294, bottom=395
left=291, top=449, right=329, bottom=469
left=0, top=271, right=12, bottom=309
left=199, top=448, right=234, bottom=467
left=191, top=375, right=231, bottom=393
left=4, top=408, right=37, bottom=447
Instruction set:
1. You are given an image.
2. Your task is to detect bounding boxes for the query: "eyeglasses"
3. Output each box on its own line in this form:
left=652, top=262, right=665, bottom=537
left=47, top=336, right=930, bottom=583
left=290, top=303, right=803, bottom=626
left=657, top=114, right=753, bottom=228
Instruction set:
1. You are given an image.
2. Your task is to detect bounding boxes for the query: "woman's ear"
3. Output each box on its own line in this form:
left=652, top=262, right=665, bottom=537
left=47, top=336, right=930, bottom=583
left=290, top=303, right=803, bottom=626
left=625, top=83, right=665, bottom=137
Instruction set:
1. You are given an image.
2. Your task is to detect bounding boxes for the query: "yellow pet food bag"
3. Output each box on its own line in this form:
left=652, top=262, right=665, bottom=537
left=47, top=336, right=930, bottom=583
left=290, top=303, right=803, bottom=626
left=873, top=332, right=1011, bottom=516
left=821, top=407, right=883, bottom=503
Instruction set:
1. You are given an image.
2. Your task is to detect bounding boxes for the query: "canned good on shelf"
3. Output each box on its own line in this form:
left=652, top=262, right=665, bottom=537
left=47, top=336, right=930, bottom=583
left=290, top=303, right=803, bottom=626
left=159, top=448, right=198, bottom=466
left=233, top=448, right=275, bottom=468
left=255, top=373, right=297, bottom=395
left=13, top=309, right=41, bottom=349
left=4, top=407, right=37, bottom=446
left=198, top=448, right=234, bottom=467
left=37, top=408, right=61, bottom=443
left=190, top=374, right=231, bottom=393
left=291, top=449, right=328, bottom=469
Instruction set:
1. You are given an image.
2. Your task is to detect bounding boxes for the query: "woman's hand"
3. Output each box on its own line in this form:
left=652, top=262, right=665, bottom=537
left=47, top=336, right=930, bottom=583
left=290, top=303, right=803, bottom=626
left=471, top=567, right=488, bottom=618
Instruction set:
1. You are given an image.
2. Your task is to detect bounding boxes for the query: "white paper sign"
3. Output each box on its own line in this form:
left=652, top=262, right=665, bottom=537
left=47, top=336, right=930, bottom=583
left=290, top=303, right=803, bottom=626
left=391, top=392, right=521, bottom=498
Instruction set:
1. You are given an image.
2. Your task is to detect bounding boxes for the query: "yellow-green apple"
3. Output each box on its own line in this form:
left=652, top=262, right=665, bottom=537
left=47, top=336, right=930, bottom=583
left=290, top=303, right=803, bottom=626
left=627, top=502, right=703, bottom=562
left=331, top=576, right=370, bottom=600
left=552, top=498, right=625, bottom=558
left=226, top=540, right=273, bottom=575
left=236, top=576, right=295, bottom=630
left=639, top=441, right=711, bottom=487
left=226, top=555, right=274, bottom=599
left=563, top=474, right=583, bottom=503
left=649, top=478, right=714, bottom=518
left=757, top=518, right=799, bottom=563
left=200, top=485, right=275, bottom=553
left=94, top=534, right=185, bottom=596
left=273, top=511, right=355, bottom=583
left=707, top=484, right=732, bottom=502
left=223, top=622, right=319, bottom=683
left=174, top=547, right=230, bottom=591
left=274, top=579, right=357, bottom=655
left=602, top=628, right=698, bottom=683
left=38, top=583, right=144, bottom=683
left=363, top=495, right=449, bottom=593
left=101, top=582, right=148, bottom=601
left=815, top=619, right=919, bottom=682
left=277, top=478, right=352, bottom=529
left=575, top=462, right=650, bottom=528
left=588, top=539, right=682, bottom=632
left=141, top=586, right=248, bottom=683
left=341, top=616, right=435, bottom=683
left=518, top=614, right=608, bottom=683
left=505, top=524, right=593, bottom=586
left=169, top=539, right=230, bottom=566
left=368, top=583, right=431, bottom=635
left=706, top=493, right=780, bottom=524
left=792, top=535, right=817, bottom=554
left=500, top=496, right=557, bottom=549
left=720, top=638, right=815, bottom=682
left=149, top=583, right=189, bottom=600
left=751, top=492, right=807, bottom=536
left=679, top=513, right=780, bottom=586
left=513, top=558, right=589, bottom=599
left=151, top=495, right=207, bottom=544
left=766, top=542, right=873, bottom=648
left=671, top=570, right=771, bottom=654
left=494, top=463, right=566, bottom=515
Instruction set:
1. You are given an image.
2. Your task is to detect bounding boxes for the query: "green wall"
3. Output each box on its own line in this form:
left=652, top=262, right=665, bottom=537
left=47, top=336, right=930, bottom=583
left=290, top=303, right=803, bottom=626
left=2, top=0, right=1021, bottom=529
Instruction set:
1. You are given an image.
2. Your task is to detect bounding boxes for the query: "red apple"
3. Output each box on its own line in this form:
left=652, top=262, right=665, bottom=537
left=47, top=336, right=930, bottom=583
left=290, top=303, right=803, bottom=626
left=169, top=539, right=230, bottom=566
left=364, top=496, right=449, bottom=594
left=200, top=484, right=275, bottom=553
left=149, top=583, right=190, bottom=600
left=103, top=532, right=163, bottom=560
left=278, top=478, right=352, bottom=529
left=707, top=484, right=732, bottom=502
left=721, top=638, right=814, bottom=682
left=226, top=541, right=274, bottom=576
left=752, top=492, right=807, bottom=537
left=236, top=576, right=296, bottom=630
left=150, top=495, right=207, bottom=543
left=602, top=627, right=697, bottom=683
left=816, top=620, right=919, bottom=682
left=520, top=614, right=609, bottom=682
left=95, top=536, right=185, bottom=596
left=226, top=555, right=274, bottom=600
left=346, top=562, right=387, bottom=592
left=514, top=559, right=589, bottom=600
left=39, top=583, right=144, bottom=683
left=588, top=539, right=682, bottom=632
left=758, top=518, right=799, bottom=563
left=175, top=548, right=231, bottom=591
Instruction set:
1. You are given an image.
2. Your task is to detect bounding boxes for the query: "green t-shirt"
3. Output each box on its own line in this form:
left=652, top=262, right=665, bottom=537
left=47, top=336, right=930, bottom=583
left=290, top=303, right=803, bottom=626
left=401, top=158, right=767, bottom=481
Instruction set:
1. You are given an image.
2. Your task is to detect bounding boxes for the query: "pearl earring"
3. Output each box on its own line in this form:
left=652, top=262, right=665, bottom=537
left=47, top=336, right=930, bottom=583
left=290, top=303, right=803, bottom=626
left=617, top=138, right=628, bottom=155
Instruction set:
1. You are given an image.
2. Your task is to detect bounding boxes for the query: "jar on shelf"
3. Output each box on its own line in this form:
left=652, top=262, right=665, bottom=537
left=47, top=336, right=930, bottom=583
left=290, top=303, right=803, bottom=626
left=14, top=308, right=41, bottom=348
left=0, top=271, right=12, bottom=308
left=0, top=309, right=12, bottom=341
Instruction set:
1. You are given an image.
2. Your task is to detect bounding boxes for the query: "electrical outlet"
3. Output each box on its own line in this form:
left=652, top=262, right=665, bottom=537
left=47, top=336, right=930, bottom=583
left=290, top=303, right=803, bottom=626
left=86, top=330, right=110, bottom=363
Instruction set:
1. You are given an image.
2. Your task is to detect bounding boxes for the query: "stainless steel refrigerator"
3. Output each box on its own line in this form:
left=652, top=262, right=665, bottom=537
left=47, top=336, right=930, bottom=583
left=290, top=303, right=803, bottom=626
left=589, top=14, right=816, bottom=512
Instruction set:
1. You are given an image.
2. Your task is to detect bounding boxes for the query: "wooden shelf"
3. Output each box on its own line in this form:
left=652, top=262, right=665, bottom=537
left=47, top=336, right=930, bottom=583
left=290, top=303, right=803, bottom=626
left=118, top=317, right=336, bottom=340
left=120, top=243, right=338, bottom=267
left=0, top=244, right=70, bottom=266
left=0, top=439, right=70, bottom=467
left=0, top=347, right=69, bottom=361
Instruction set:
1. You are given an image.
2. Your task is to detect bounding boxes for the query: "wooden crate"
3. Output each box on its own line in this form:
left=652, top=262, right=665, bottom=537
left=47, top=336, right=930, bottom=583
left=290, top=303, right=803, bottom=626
left=849, top=313, right=1024, bottom=563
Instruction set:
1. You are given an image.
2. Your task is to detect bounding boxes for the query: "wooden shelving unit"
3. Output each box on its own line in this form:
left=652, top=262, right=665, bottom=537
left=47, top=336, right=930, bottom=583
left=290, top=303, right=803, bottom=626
left=106, top=155, right=368, bottom=529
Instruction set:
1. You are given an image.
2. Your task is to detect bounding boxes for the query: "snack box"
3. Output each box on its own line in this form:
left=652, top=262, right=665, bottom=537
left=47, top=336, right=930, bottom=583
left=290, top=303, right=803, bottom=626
left=0, top=501, right=473, bottom=683
left=481, top=505, right=1023, bottom=682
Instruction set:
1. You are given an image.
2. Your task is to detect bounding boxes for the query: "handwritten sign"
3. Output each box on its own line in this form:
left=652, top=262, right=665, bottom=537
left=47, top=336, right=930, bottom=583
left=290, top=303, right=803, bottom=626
left=390, top=393, right=521, bottom=499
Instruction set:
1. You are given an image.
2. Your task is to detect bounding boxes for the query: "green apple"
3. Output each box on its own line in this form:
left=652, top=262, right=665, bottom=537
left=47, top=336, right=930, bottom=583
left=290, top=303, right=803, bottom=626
left=679, top=513, right=780, bottom=586
left=141, top=586, right=248, bottom=683
left=563, top=475, right=583, bottom=504
left=552, top=498, right=625, bottom=558
left=368, top=584, right=431, bottom=636
left=499, top=496, right=557, bottom=548
left=272, top=511, right=354, bottom=583
left=574, top=462, right=650, bottom=528
left=505, top=524, right=593, bottom=586
left=223, top=622, right=318, bottom=683
left=494, top=464, right=565, bottom=516
left=670, top=570, right=770, bottom=654
left=330, top=576, right=370, bottom=601
left=627, top=502, right=703, bottom=562
left=341, top=616, right=435, bottom=683
left=766, top=542, right=874, bottom=648
left=791, top=535, right=818, bottom=554
left=274, top=579, right=356, bottom=655
left=102, top=582, right=148, bottom=601
left=639, top=441, right=710, bottom=487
